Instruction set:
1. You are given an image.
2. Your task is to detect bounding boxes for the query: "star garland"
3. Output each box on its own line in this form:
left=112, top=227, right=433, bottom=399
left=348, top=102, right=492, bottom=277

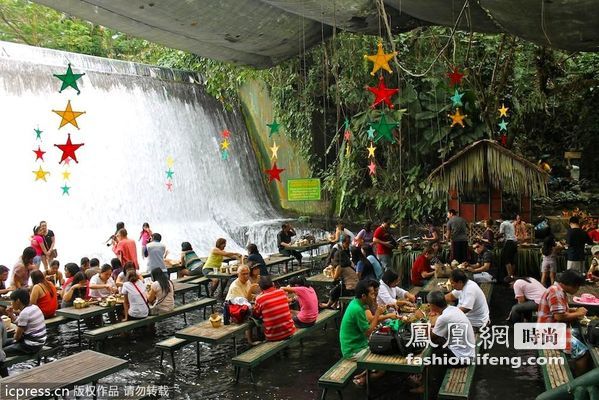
left=498, top=102, right=510, bottom=146
left=220, top=129, right=231, bottom=160
left=364, top=41, right=397, bottom=76
left=446, top=66, right=467, bottom=129
left=165, top=155, right=174, bottom=191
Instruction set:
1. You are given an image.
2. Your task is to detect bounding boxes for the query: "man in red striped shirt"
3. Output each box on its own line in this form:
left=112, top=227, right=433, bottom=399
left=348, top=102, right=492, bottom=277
left=253, top=276, right=296, bottom=341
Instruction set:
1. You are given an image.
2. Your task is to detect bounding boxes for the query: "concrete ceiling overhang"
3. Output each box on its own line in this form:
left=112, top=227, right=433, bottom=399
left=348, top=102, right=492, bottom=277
left=32, top=1, right=599, bottom=67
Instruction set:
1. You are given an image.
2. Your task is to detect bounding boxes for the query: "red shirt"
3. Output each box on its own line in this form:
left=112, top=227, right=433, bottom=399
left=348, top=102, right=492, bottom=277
left=36, top=284, right=58, bottom=318
left=253, top=287, right=296, bottom=341
left=411, top=254, right=432, bottom=286
left=113, top=238, right=139, bottom=269
left=537, top=284, right=571, bottom=352
left=373, top=226, right=392, bottom=256
left=589, top=229, right=599, bottom=242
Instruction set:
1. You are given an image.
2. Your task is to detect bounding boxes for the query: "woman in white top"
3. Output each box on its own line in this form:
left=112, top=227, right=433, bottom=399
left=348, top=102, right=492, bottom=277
left=88, top=264, right=117, bottom=298
left=115, top=262, right=143, bottom=291
left=121, top=270, right=149, bottom=320
left=505, top=276, right=545, bottom=323
left=377, top=270, right=416, bottom=307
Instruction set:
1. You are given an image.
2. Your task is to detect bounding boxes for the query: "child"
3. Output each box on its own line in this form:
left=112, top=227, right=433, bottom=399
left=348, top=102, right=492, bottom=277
left=139, top=222, right=152, bottom=258
left=540, top=235, right=562, bottom=287
left=44, top=259, right=65, bottom=287
left=586, top=246, right=599, bottom=281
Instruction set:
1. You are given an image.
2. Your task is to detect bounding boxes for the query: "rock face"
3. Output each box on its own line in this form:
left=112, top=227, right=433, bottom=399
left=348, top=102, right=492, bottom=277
left=32, top=0, right=599, bottom=67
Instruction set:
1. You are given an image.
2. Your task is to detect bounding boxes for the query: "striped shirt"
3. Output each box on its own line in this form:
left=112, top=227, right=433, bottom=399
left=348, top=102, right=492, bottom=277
left=537, top=284, right=571, bottom=352
left=16, top=304, right=47, bottom=347
left=253, top=287, right=296, bottom=341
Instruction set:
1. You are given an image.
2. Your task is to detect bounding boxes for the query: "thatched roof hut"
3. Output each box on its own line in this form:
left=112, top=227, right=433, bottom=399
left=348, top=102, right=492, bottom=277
left=428, top=139, right=549, bottom=197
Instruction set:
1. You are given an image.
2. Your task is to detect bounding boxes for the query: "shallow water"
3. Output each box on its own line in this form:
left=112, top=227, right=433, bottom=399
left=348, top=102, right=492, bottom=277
left=10, top=284, right=546, bottom=400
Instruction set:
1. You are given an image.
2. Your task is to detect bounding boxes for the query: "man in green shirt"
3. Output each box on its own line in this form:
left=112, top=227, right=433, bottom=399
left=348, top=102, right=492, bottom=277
left=340, top=279, right=385, bottom=386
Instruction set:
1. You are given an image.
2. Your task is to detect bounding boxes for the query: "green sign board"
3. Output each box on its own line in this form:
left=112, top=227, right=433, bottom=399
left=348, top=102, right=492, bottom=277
left=287, top=178, right=321, bottom=201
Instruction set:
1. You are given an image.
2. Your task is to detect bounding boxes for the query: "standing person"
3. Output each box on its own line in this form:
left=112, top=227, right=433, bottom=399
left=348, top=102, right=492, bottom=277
left=247, top=244, right=268, bottom=277
left=139, top=222, right=152, bottom=259
left=373, top=217, right=395, bottom=270
left=479, top=219, right=495, bottom=250
left=541, top=235, right=562, bottom=287
left=514, top=214, right=529, bottom=242
left=354, top=222, right=374, bottom=248
left=446, top=209, right=469, bottom=263
left=112, top=228, right=139, bottom=269
left=146, top=233, right=167, bottom=274
left=253, top=276, right=296, bottom=341
left=411, top=247, right=435, bottom=287
left=29, top=270, right=58, bottom=318
left=39, top=221, right=56, bottom=269
left=202, top=238, right=242, bottom=294
left=445, top=269, right=490, bottom=332
left=537, top=270, right=590, bottom=376
left=588, top=223, right=599, bottom=243
left=499, top=213, right=518, bottom=279
left=277, top=223, right=302, bottom=265
left=30, top=225, right=48, bottom=268
left=121, top=271, right=149, bottom=321
left=282, top=276, right=318, bottom=328
left=179, top=242, right=204, bottom=277
left=504, top=276, right=545, bottom=323
left=3, top=289, right=46, bottom=357
left=566, top=216, right=593, bottom=273
left=147, top=268, right=175, bottom=315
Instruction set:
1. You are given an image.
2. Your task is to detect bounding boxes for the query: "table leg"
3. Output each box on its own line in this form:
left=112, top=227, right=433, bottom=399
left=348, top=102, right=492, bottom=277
left=196, top=341, right=201, bottom=371
left=233, top=337, right=238, bottom=355
left=92, top=380, right=98, bottom=400
left=365, top=370, right=370, bottom=399
left=77, top=319, right=82, bottom=347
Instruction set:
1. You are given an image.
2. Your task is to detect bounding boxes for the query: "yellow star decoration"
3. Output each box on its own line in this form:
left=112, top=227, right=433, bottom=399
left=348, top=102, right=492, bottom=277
left=448, top=108, right=467, bottom=128
left=62, top=170, right=71, bottom=180
left=367, top=142, right=376, bottom=158
left=221, top=139, right=230, bottom=150
left=269, top=141, right=279, bottom=159
left=498, top=103, right=509, bottom=118
left=166, top=156, right=175, bottom=168
left=364, top=41, right=397, bottom=76
left=33, top=166, right=50, bottom=182
left=345, top=143, right=351, bottom=158
left=52, top=100, right=85, bottom=129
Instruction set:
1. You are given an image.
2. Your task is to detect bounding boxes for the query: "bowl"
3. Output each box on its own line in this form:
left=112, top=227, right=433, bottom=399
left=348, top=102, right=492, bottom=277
left=209, top=313, right=223, bottom=328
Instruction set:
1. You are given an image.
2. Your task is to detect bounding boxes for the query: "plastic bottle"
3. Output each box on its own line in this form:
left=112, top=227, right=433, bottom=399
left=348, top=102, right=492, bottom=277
left=416, top=297, right=423, bottom=308
left=223, top=302, right=231, bottom=325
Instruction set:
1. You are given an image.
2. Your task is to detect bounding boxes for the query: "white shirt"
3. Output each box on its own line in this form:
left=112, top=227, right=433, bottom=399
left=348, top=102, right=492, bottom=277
left=343, top=228, right=356, bottom=242
left=89, top=274, right=116, bottom=298
left=433, top=305, right=476, bottom=359
left=513, top=277, right=545, bottom=304
left=377, top=280, right=408, bottom=306
left=451, top=280, right=490, bottom=328
left=122, top=281, right=149, bottom=318
left=499, top=220, right=517, bottom=241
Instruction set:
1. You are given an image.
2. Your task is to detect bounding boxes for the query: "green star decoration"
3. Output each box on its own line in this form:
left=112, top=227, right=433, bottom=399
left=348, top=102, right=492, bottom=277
left=61, top=184, right=71, bottom=195
left=53, top=64, right=85, bottom=95
left=221, top=149, right=229, bottom=160
left=266, top=120, right=280, bottom=137
left=344, top=118, right=350, bottom=131
left=165, top=169, right=174, bottom=179
left=372, top=114, right=398, bottom=143
left=498, top=119, right=508, bottom=131
left=450, top=89, right=464, bottom=107
left=366, top=126, right=376, bottom=140
left=34, top=128, right=43, bottom=140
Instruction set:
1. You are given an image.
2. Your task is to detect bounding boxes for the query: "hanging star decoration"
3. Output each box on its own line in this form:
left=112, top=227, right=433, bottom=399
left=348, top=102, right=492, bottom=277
left=344, top=118, right=350, bottom=131
left=500, top=134, right=508, bottom=146
left=62, top=170, right=71, bottom=180
left=367, top=76, right=399, bottom=109
left=371, top=113, right=398, bottom=143
left=33, top=146, right=46, bottom=161
left=62, top=157, right=72, bottom=166
left=165, top=169, right=174, bottom=179
left=52, top=100, right=86, bottom=129
left=345, top=143, right=351, bottom=158
left=448, top=108, right=467, bottom=128
left=165, top=156, right=175, bottom=190
left=221, top=149, right=229, bottom=160
left=61, top=184, right=71, bottom=195
left=368, top=161, right=377, bottom=176
left=450, top=89, right=464, bottom=107
left=221, top=139, right=230, bottom=150
left=364, top=41, right=397, bottom=76
left=166, top=156, right=175, bottom=168
left=367, top=142, right=377, bottom=158
left=269, top=141, right=279, bottom=160
left=166, top=181, right=173, bottom=191
left=266, top=120, right=280, bottom=137
left=447, top=67, right=464, bottom=87
left=221, top=129, right=231, bottom=139
left=54, top=134, right=84, bottom=163
left=498, top=119, right=508, bottom=131
left=366, top=126, right=376, bottom=140
left=265, top=161, right=285, bottom=182
left=344, top=129, right=352, bottom=141
left=498, top=103, right=509, bottom=118
left=34, top=128, right=43, bottom=140
left=33, top=166, right=50, bottom=182
left=53, top=63, right=85, bottom=95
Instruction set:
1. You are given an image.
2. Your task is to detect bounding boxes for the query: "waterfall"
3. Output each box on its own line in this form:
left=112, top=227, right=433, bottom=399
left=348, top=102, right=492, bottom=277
left=0, top=40, right=289, bottom=270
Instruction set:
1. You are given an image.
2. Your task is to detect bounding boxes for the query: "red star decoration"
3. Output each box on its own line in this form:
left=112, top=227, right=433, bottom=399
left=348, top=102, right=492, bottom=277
left=54, top=134, right=84, bottom=164
left=62, top=157, right=72, bottom=166
left=344, top=130, right=352, bottom=141
left=33, top=146, right=46, bottom=161
left=447, top=67, right=464, bottom=87
left=221, top=129, right=231, bottom=139
left=367, top=76, right=399, bottom=109
left=500, top=134, right=508, bottom=147
left=368, top=161, right=377, bottom=176
left=166, top=181, right=173, bottom=191
left=265, top=161, right=285, bottom=182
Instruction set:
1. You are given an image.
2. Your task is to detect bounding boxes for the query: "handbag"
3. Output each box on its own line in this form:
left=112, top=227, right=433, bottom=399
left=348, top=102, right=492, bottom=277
left=226, top=302, right=250, bottom=324
left=369, top=326, right=402, bottom=355
left=586, top=320, right=599, bottom=346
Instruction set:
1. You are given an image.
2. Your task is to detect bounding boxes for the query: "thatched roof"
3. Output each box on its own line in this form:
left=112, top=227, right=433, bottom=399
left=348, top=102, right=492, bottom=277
left=428, top=140, right=549, bottom=197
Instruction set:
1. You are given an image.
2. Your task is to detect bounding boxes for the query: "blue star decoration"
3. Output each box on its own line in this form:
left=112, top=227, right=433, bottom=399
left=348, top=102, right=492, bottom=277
left=450, top=89, right=464, bottom=107
left=34, top=128, right=43, bottom=140
left=221, top=149, right=229, bottom=160
left=498, top=119, right=508, bottom=131
left=366, top=126, right=376, bottom=140
left=266, top=120, right=280, bottom=137
left=165, top=169, right=174, bottom=179
left=61, top=184, right=71, bottom=195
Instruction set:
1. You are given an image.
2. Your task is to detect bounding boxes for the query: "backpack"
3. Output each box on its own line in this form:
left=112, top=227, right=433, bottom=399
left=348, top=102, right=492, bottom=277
left=586, top=320, right=599, bottom=346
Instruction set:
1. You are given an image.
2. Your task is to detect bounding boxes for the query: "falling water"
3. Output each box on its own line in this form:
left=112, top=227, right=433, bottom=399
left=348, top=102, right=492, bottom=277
left=0, top=40, right=290, bottom=270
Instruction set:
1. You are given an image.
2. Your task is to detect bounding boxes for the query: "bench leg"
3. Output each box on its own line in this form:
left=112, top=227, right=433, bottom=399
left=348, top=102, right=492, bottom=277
left=196, top=342, right=201, bottom=371
left=203, top=308, right=207, bottom=320
left=249, top=368, right=255, bottom=384
left=233, top=337, right=238, bottom=356
left=320, top=388, right=328, bottom=400
left=159, top=350, right=164, bottom=368
left=365, top=369, right=370, bottom=399
left=183, top=312, right=188, bottom=325
left=170, top=350, right=176, bottom=373
left=77, top=320, right=82, bottom=348
left=234, top=366, right=240, bottom=383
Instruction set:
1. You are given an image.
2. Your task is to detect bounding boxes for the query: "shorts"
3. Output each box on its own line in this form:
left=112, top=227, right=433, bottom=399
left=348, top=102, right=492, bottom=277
left=33, top=255, right=42, bottom=267
left=293, top=316, right=315, bottom=328
left=501, top=240, right=518, bottom=266
left=567, top=328, right=588, bottom=360
left=202, top=267, right=216, bottom=277
left=541, top=257, right=557, bottom=273
left=349, top=347, right=369, bottom=361
left=188, top=265, right=205, bottom=276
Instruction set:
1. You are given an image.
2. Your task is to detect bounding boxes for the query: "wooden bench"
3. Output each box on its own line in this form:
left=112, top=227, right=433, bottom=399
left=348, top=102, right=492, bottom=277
left=45, top=315, right=69, bottom=328
left=338, top=296, right=353, bottom=315
left=141, top=265, right=182, bottom=278
left=84, top=298, right=216, bottom=349
left=538, top=349, right=573, bottom=391
left=232, top=309, right=339, bottom=383
left=318, top=358, right=357, bottom=400
left=4, top=346, right=58, bottom=367
left=438, top=334, right=481, bottom=399
left=156, top=337, right=190, bottom=372
left=480, top=283, right=493, bottom=305
left=272, top=268, right=310, bottom=284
